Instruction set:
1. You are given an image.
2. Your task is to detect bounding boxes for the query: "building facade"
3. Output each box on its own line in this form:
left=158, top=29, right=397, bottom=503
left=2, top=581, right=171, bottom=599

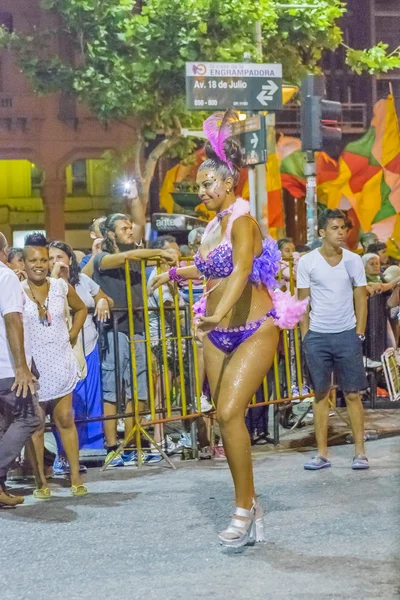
left=276, top=0, right=400, bottom=138
left=0, top=0, right=138, bottom=247
left=0, top=0, right=399, bottom=246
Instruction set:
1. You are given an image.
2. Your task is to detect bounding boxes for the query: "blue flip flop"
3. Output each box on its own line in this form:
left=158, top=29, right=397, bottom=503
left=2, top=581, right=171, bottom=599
left=304, top=456, right=332, bottom=470
left=352, top=455, right=369, bottom=470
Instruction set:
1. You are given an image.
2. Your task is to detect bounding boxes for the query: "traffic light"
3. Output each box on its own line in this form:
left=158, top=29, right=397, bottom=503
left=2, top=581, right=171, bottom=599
left=301, top=75, right=342, bottom=158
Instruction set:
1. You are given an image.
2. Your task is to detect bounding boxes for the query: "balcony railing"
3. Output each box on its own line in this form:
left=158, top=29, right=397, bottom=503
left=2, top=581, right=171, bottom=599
left=275, top=103, right=368, bottom=135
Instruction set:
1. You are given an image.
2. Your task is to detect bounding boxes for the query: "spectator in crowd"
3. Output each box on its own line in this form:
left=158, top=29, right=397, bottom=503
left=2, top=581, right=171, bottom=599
left=297, top=209, right=369, bottom=471
left=92, top=213, right=176, bottom=467
left=22, top=233, right=88, bottom=498
left=179, top=244, right=191, bottom=258
left=360, top=232, right=379, bottom=254
left=310, top=238, right=323, bottom=250
left=73, top=250, right=86, bottom=264
left=83, top=180, right=146, bottom=277
left=363, top=253, right=400, bottom=294
left=277, top=238, right=299, bottom=287
left=7, top=247, right=26, bottom=281
left=362, top=253, right=382, bottom=286
left=0, top=232, right=40, bottom=507
left=277, top=238, right=308, bottom=399
left=295, top=244, right=311, bottom=255
left=341, top=211, right=354, bottom=249
left=367, top=242, right=389, bottom=269
left=147, top=236, right=190, bottom=462
left=188, top=227, right=205, bottom=254
left=363, top=255, right=400, bottom=361
left=383, top=266, right=400, bottom=347
left=49, top=241, right=114, bottom=474
left=80, top=216, right=107, bottom=269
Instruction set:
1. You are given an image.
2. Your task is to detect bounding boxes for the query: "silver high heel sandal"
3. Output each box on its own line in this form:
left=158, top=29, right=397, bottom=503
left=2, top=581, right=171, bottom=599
left=218, top=500, right=266, bottom=548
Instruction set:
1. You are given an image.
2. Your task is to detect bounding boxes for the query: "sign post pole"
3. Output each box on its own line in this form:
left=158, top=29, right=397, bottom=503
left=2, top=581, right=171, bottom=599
left=255, top=161, right=267, bottom=229
left=305, top=151, right=318, bottom=245
left=248, top=167, right=257, bottom=217
left=253, top=22, right=268, bottom=232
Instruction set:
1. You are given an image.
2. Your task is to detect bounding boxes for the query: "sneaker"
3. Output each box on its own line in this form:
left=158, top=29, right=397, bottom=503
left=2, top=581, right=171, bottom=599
left=199, top=446, right=213, bottom=460
left=122, top=450, right=147, bottom=466
left=105, top=451, right=124, bottom=468
left=200, top=394, right=213, bottom=413
left=53, top=455, right=87, bottom=474
left=364, top=357, right=382, bottom=368
left=212, top=444, right=227, bottom=462
left=145, top=451, right=163, bottom=465
left=291, top=385, right=300, bottom=398
left=177, top=432, right=193, bottom=450
left=53, top=455, right=70, bottom=475
left=160, top=435, right=177, bottom=456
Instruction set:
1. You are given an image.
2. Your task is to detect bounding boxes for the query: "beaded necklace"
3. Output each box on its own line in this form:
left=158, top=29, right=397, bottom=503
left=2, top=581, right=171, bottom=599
left=28, top=280, right=52, bottom=326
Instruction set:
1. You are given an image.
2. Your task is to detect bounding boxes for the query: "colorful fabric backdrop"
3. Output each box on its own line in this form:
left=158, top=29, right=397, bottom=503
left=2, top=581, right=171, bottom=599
left=160, top=97, right=400, bottom=246
left=280, top=95, right=400, bottom=245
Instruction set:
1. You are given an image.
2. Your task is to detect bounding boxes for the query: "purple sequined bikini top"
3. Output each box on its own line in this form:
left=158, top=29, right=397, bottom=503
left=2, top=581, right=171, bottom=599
left=193, top=198, right=281, bottom=289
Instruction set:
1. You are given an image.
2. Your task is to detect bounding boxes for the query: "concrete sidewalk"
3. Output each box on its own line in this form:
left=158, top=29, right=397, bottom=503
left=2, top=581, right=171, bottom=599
left=2, top=437, right=400, bottom=600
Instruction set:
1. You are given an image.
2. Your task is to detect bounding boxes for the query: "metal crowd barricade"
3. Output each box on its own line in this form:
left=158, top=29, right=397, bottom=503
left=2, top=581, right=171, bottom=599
left=96, top=256, right=314, bottom=469
left=54, top=253, right=393, bottom=468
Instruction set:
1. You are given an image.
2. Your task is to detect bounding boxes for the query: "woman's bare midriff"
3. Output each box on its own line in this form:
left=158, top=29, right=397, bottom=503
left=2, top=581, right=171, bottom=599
left=205, top=277, right=274, bottom=328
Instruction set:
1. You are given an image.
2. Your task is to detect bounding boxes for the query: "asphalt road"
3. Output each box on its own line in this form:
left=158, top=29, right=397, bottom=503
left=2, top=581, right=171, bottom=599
left=2, top=437, right=400, bottom=600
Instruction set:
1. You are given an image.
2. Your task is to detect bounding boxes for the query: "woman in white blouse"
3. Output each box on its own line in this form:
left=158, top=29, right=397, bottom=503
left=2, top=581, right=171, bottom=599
left=49, top=241, right=114, bottom=475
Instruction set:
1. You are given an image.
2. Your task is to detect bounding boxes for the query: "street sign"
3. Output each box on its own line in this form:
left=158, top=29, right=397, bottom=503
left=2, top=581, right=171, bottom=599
left=186, top=62, right=282, bottom=111
left=231, top=115, right=267, bottom=166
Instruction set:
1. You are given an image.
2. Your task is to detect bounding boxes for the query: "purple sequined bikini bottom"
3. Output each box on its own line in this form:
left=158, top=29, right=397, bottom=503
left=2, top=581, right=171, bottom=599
left=208, top=309, right=277, bottom=354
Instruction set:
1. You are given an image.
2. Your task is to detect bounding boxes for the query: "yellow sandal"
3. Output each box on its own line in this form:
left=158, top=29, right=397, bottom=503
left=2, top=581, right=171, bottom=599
left=33, top=487, right=52, bottom=500
left=71, top=484, right=88, bottom=497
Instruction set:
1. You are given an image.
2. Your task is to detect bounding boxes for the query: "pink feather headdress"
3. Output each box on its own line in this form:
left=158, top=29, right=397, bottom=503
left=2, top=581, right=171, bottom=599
left=203, top=110, right=239, bottom=173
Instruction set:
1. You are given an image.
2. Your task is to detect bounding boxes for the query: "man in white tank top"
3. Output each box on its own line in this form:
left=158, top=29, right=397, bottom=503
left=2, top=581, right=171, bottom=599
left=0, top=233, right=41, bottom=506
left=297, top=209, right=369, bottom=471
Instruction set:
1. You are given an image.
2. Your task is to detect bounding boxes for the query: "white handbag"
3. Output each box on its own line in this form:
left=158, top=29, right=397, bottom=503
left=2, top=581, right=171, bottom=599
left=64, top=295, right=87, bottom=380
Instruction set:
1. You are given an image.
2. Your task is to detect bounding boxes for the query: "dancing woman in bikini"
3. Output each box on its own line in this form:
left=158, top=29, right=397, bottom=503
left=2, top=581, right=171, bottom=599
left=150, top=113, right=307, bottom=548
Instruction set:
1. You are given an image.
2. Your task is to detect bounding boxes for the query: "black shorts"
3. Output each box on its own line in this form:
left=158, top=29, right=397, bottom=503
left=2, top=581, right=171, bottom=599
left=303, top=328, right=368, bottom=400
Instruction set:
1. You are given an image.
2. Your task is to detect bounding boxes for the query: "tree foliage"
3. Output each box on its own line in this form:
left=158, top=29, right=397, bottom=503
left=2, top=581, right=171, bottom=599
left=1, top=0, right=399, bottom=204
left=0, top=0, right=346, bottom=132
left=345, top=42, right=400, bottom=75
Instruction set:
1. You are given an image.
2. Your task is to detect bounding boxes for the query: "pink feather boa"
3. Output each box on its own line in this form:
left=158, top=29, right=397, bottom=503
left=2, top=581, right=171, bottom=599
left=202, top=197, right=250, bottom=241
left=270, top=289, right=309, bottom=330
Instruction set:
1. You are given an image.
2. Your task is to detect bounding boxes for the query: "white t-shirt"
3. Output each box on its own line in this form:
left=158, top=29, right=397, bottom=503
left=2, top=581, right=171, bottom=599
left=0, top=262, right=32, bottom=378
left=297, top=248, right=366, bottom=333
left=75, top=273, right=100, bottom=356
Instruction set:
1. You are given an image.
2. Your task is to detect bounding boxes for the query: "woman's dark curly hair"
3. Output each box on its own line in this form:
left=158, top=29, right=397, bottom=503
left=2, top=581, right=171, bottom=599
left=49, top=241, right=81, bottom=288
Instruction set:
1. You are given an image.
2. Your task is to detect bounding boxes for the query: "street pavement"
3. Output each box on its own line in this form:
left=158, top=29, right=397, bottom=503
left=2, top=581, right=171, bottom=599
left=1, top=437, right=400, bottom=600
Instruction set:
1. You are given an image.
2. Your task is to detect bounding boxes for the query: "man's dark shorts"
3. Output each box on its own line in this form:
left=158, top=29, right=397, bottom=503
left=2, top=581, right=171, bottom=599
left=303, top=328, right=367, bottom=400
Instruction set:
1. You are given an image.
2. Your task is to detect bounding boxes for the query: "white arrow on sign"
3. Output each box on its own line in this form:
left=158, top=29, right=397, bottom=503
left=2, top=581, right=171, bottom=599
left=250, top=133, right=259, bottom=149
left=256, top=80, right=279, bottom=106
